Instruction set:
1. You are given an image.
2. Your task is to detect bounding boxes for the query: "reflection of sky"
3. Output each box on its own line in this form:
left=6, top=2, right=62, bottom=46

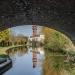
left=10, top=25, right=32, bottom=37
left=4, top=48, right=42, bottom=75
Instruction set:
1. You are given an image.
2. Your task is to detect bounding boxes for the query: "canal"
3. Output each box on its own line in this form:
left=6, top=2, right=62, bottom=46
left=3, top=46, right=44, bottom=75
left=2, top=46, right=75, bottom=75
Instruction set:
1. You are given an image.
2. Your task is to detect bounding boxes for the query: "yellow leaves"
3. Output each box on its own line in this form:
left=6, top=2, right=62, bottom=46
left=0, top=29, right=10, bottom=41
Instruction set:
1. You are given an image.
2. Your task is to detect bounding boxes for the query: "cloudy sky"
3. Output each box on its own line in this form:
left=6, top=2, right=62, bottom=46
left=10, top=25, right=42, bottom=37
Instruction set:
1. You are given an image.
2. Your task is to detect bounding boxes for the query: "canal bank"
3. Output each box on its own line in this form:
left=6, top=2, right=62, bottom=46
left=0, top=45, right=28, bottom=55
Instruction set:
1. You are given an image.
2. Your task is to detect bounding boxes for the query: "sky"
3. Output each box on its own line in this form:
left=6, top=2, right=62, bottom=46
left=10, top=25, right=32, bottom=37
left=10, top=25, right=42, bottom=37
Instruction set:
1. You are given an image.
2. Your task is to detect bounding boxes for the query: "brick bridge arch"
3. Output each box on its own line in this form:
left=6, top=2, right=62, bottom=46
left=0, top=0, right=75, bottom=44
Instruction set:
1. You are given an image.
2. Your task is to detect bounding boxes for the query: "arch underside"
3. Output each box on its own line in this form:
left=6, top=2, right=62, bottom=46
left=0, top=0, right=75, bottom=43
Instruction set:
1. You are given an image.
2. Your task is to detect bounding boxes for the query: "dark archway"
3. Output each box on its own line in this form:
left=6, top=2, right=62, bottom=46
left=0, top=0, right=75, bottom=44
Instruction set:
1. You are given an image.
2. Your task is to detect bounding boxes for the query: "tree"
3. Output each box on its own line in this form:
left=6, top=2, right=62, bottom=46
left=42, top=27, right=74, bottom=51
left=0, top=29, right=10, bottom=41
left=0, top=29, right=10, bottom=46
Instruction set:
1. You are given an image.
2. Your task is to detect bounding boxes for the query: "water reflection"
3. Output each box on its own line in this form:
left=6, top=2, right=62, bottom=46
left=43, top=50, right=75, bottom=75
left=6, top=46, right=28, bottom=57
left=4, top=46, right=44, bottom=75
left=3, top=46, right=75, bottom=75
left=31, top=47, right=44, bottom=68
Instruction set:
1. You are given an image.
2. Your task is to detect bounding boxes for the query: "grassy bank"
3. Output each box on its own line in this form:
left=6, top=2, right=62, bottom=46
left=43, top=27, right=75, bottom=52
left=0, top=45, right=27, bottom=55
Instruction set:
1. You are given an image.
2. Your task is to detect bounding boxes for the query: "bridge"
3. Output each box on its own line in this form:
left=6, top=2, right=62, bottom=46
left=0, top=0, right=75, bottom=44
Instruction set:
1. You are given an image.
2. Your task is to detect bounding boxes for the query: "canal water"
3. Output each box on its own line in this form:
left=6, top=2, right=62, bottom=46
left=4, top=46, right=44, bottom=75
left=3, top=46, right=75, bottom=75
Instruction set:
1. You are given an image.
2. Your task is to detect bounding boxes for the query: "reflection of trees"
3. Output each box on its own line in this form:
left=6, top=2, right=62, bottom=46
left=18, top=46, right=28, bottom=56
left=43, top=50, right=73, bottom=75
left=6, top=46, right=28, bottom=64
left=6, top=46, right=28, bottom=57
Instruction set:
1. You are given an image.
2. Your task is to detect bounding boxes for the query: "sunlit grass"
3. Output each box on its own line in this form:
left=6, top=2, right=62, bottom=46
left=42, top=50, right=75, bottom=75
